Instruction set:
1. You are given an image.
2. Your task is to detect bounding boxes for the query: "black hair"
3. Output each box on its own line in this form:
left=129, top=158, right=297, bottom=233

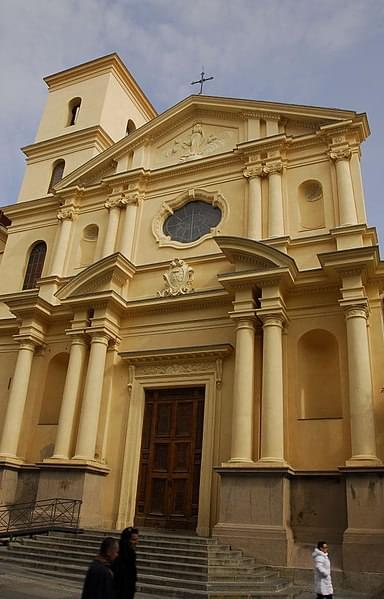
left=100, top=536, right=118, bottom=556
left=119, top=527, right=139, bottom=557
left=317, top=541, right=327, bottom=550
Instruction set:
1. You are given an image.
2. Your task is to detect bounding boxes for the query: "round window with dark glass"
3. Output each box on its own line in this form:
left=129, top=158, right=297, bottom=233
left=164, top=200, right=222, bottom=243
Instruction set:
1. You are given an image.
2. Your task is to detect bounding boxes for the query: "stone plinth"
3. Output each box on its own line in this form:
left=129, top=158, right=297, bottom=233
left=340, top=467, right=384, bottom=576
left=37, top=461, right=110, bottom=528
left=213, top=467, right=293, bottom=566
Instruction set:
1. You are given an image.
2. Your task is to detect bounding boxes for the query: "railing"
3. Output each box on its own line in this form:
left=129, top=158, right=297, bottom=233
left=0, top=498, right=82, bottom=539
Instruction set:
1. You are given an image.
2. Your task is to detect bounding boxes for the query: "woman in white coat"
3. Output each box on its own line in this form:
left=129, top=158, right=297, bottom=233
left=312, top=541, right=333, bottom=599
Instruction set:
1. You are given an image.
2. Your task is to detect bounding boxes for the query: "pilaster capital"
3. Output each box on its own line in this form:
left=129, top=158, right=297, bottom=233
left=243, top=164, right=266, bottom=179
left=328, top=147, right=351, bottom=162
left=264, top=159, right=283, bottom=175
left=57, top=207, right=75, bottom=221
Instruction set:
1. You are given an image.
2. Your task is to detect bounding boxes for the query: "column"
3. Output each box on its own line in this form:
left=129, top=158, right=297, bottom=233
left=258, top=313, right=286, bottom=464
left=330, top=148, right=358, bottom=226
left=102, top=198, right=122, bottom=257
left=0, top=339, right=37, bottom=458
left=243, top=165, right=264, bottom=240
left=344, top=305, right=379, bottom=463
left=52, top=334, right=88, bottom=460
left=265, top=160, right=285, bottom=237
left=120, top=197, right=138, bottom=260
left=229, top=317, right=256, bottom=463
left=73, top=333, right=110, bottom=461
left=50, top=208, right=74, bottom=276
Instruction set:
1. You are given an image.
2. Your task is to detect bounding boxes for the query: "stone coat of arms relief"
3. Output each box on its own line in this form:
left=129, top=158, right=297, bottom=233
left=158, top=258, right=194, bottom=297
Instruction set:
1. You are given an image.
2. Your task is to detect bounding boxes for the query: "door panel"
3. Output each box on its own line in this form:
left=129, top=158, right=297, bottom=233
left=136, top=387, right=205, bottom=529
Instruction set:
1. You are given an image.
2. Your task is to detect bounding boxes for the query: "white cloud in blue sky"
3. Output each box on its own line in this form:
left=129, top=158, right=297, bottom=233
left=1, top=0, right=384, bottom=242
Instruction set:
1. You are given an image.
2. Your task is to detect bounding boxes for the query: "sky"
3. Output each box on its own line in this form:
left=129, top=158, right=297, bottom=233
left=1, top=0, right=384, bottom=245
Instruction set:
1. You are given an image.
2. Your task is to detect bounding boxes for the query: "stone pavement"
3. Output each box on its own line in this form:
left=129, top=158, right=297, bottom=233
left=0, top=560, right=374, bottom=599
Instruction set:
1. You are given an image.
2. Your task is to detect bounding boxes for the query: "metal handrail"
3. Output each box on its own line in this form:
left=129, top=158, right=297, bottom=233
left=0, top=497, right=82, bottom=539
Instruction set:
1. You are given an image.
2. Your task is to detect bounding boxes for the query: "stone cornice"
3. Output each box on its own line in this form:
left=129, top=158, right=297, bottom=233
left=119, top=343, right=233, bottom=365
left=2, top=195, right=60, bottom=224
left=124, top=288, right=230, bottom=315
left=0, top=291, right=53, bottom=321
left=318, top=246, right=381, bottom=280
left=218, top=267, right=295, bottom=292
left=22, top=126, right=114, bottom=162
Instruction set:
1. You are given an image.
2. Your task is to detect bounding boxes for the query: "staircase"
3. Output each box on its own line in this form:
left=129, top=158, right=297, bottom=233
left=0, top=529, right=295, bottom=598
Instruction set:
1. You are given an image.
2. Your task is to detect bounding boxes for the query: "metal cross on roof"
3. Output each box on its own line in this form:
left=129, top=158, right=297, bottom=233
left=191, top=68, right=214, bottom=95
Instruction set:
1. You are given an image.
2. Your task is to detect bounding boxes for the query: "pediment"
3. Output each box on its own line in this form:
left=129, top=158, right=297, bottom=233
left=215, top=236, right=298, bottom=275
left=56, top=253, right=135, bottom=302
left=54, top=94, right=367, bottom=192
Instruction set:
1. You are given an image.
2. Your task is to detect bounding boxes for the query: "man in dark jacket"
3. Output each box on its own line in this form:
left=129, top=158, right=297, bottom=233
left=81, top=536, right=119, bottom=599
left=112, top=527, right=139, bottom=599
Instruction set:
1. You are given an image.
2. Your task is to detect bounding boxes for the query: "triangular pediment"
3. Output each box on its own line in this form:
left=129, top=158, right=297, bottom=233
left=54, top=94, right=368, bottom=191
left=55, top=253, right=135, bottom=302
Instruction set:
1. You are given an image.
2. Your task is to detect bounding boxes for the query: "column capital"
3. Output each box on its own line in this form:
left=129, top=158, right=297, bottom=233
left=12, top=334, right=43, bottom=351
left=229, top=312, right=257, bottom=328
left=256, top=308, right=287, bottom=327
left=120, top=191, right=145, bottom=206
left=87, top=327, right=120, bottom=347
left=243, top=164, right=266, bottom=179
left=57, top=207, right=76, bottom=221
left=329, top=147, right=352, bottom=162
left=264, top=159, right=283, bottom=175
left=342, top=302, right=369, bottom=320
left=66, top=331, right=89, bottom=346
left=105, top=196, right=125, bottom=210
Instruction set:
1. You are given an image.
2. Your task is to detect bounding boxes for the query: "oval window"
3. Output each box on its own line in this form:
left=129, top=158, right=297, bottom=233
left=164, top=200, right=221, bottom=243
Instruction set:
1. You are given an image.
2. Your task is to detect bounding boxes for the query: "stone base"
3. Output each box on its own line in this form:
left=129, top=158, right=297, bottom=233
left=0, top=465, right=19, bottom=505
left=341, top=466, right=384, bottom=574
left=213, top=467, right=293, bottom=566
left=37, top=462, right=109, bottom=528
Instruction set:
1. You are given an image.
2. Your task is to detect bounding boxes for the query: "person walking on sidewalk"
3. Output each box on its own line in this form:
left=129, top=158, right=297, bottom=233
left=81, top=536, right=118, bottom=599
left=312, top=541, right=333, bottom=599
left=112, top=527, right=139, bottom=599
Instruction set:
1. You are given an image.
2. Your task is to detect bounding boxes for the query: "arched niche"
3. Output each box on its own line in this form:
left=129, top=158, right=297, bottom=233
left=298, top=179, right=325, bottom=230
left=297, top=329, right=342, bottom=419
left=80, top=224, right=99, bottom=266
left=39, top=352, right=69, bottom=425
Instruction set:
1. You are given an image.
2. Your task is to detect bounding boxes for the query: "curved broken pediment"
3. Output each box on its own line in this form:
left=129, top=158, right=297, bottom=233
left=215, top=235, right=298, bottom=274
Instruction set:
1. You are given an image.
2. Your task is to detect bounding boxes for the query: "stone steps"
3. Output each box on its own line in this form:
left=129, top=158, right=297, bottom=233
left=0, top=529, right=293, bottom=598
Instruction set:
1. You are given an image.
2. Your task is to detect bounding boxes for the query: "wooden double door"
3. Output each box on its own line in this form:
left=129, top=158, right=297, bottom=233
left=136, top=387, right=205, bottom=530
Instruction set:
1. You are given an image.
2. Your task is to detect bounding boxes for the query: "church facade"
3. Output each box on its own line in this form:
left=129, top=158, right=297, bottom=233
left=0, top=54, right=384, bottom=584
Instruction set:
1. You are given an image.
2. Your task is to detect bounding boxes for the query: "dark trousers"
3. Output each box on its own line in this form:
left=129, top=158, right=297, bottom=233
left=317, top=594, right=333, bottom=599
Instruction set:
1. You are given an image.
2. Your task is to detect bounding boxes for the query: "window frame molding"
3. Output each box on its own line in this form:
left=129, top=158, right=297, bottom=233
left=152, top=188, right=228, bottom=249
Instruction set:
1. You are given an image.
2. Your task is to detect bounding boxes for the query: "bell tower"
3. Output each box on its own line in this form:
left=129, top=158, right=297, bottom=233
left=17, top=53, right=156, bottom=202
